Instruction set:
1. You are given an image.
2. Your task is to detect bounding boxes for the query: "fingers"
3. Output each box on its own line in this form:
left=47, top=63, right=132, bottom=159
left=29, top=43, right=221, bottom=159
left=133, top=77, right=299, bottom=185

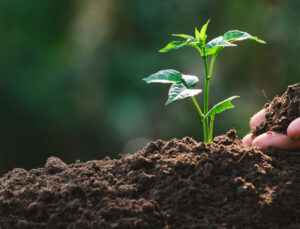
left=249, top=109, right=267, bottom=128
left=242, top=133, right=255, bottom=145
left=244, top=108, right=300, bottom=150
left=243, top=109, right=266, bottom=146
left=287, top=117, right=300, bottom=138
left=251, top=131, right=300, bottom=150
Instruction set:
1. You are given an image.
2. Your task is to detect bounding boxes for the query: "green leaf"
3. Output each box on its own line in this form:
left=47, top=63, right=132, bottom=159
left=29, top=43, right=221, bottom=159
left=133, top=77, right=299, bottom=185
left=203, top=96, right=239, bottom=119
left=166, top=83, right=202, bottom=105
left=143, top=70, right=199, bottom=89
left=223, top=30, right=266, bottom=44
left=172, top=34, right=188, bottom=39
left=199, top=19, right=210, bottom=43
left=159, top=34, right=199, bottom=53
left=195, top=28, right=201, bottom=41
left=172, top=34, right=197, bottom=43
left=206, top=36, right=236, bottom=49
left=159, top=41, right=186, bottom=53
left=181, top=74, right=199, bottom=89
left=143, top=69, right=182, bottom=84
left=204, top=36, right=236, bottom=56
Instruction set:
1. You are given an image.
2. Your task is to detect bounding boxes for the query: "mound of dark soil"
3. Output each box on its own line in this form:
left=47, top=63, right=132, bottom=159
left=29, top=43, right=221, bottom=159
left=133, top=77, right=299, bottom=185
left=0, top=83, right=299, bottom=228
left=253, top=83, right=300, bottom=136
left=0, top=130, right=299, bottom=228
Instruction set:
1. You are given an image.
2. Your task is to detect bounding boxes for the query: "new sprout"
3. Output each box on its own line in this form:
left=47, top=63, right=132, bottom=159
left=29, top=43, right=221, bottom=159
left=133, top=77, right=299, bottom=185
left=143, top=20, right=265, bottom=143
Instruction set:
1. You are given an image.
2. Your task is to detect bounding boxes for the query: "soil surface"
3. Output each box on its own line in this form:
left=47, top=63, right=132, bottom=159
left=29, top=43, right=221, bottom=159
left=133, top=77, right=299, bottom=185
left=0, top=84, right=299, bottom=229
left=0, top=131, right=299, bottom=229
left=253, top=83, right=300, bottom=136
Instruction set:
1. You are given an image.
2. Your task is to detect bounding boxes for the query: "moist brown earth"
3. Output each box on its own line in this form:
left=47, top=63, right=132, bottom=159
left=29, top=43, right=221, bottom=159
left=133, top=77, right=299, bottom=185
left=253, top=83, right=300, bottom=136
left=0, top=131, right=299, bottom=229
left=0, top=84, right=299, bottom=229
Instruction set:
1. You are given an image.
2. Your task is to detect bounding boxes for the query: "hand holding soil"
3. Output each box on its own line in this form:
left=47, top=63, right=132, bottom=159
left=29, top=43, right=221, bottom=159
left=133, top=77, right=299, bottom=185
left=243, top=109, right=300, bottom=150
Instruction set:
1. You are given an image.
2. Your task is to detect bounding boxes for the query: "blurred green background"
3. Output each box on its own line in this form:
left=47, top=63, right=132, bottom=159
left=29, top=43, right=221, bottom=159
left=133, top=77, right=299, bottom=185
left=0, top=0, right=299, bottom=175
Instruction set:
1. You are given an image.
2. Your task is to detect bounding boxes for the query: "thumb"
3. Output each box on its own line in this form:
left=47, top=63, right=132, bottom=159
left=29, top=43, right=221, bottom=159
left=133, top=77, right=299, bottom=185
left=287, top=117, right=300, bottom=138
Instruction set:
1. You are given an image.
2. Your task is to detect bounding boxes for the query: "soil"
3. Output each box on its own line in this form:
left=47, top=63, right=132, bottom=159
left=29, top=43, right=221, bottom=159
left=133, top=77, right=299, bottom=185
left=0, top=85, right=299, bottom=229
left=253, top=83, right=300, bottom=136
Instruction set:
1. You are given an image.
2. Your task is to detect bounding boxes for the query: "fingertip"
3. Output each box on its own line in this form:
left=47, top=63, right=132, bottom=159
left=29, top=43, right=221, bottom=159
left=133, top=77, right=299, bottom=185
left=287, top=117, right=300, bottom=138
left=242, top=133, right=254, bottom=145
left=252, top=133, right=272, bottom=150
left=249, top=109, right=267, bottom=128
left=252, top=131, right=300, bottom=150
left=252, top=132, right=286, bottom=150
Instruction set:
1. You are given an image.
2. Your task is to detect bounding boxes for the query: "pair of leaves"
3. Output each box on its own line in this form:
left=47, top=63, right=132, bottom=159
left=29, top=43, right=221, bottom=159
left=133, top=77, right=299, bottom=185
left=204, top=30, right=266, bottom=56
left=195, top=19, right=210, bottom=46
left=143, top=69, right=239, bottom=117
left=143, top=69, right=201, bottom=105
left=159, top=20, right=210, bottom=53
left=159, top=19, right=266, bottom=57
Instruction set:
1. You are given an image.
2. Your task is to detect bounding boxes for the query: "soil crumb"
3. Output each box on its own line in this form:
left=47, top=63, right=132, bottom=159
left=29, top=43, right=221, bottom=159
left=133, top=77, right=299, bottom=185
left=253, top=83, right=300, bottom=136
left=0, top=130, right=299, bottom=228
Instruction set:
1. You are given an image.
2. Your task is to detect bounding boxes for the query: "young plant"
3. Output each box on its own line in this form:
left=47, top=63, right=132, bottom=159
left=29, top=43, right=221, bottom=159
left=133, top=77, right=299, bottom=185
left=143, top=20, right=266, bottom=143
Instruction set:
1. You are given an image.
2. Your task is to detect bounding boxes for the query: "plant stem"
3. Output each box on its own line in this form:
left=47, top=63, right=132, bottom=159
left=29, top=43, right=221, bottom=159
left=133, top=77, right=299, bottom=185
left=195, top=46, right=210, bottom=142
left=208, top=54, right=217, bottom=80
left=190, top=96, right=207, bottom=141
left=203, top=55, right=210, bottom=142
left=194, top=45, right=203, bottom=56
left=206, top=52, right=220, bottom=142
left=191, top=96, right=204, bottom=118
left=209, top=115, right=215, bottom=144
left=203, top=53, right=217, bottom=143
left=195, top=47, right=220, bottom=143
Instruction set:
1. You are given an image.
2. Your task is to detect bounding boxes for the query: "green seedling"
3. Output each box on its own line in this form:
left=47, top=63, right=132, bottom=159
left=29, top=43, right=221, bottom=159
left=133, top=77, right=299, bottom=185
left=143, top=20, right=266, bottom=143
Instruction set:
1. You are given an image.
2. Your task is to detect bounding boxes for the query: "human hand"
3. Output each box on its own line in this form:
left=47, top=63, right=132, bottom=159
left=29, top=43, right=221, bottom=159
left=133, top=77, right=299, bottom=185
left=242, top=109, right=300, bottom=150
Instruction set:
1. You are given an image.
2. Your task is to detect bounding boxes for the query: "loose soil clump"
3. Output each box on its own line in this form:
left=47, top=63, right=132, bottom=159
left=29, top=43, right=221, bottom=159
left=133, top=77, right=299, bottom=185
left=253, top=83, right=300, bottom=136
left=0, top=84, right=299, bottom=228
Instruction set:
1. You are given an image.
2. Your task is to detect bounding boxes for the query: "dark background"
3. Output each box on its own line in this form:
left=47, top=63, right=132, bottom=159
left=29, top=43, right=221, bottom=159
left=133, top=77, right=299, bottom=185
left=0, top=0, right=299, bottom=175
